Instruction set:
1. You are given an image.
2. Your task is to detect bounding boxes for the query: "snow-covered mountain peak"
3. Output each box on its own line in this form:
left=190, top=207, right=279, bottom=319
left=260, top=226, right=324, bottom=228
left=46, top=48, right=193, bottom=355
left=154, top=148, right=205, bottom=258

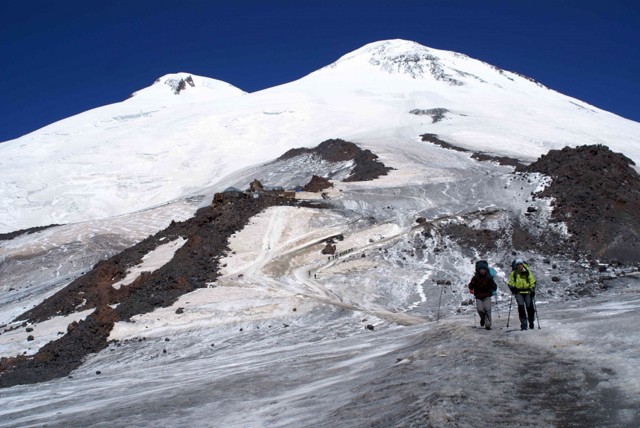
left=160, top=73, right=196, bottom=94
left=322, top=39, right=540, bottom=88
left=1, top=40, right=639, bottom=234
left=130, top=72, right=247, bottom=99
left=324, top=39, right=472, bottom=83
left=331, top=39, right=435, bottom=64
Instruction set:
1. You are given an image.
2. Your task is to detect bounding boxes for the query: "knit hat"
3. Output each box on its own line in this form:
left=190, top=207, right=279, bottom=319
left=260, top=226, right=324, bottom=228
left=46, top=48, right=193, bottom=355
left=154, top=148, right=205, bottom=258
left=514, top=259, right=524, bottom=265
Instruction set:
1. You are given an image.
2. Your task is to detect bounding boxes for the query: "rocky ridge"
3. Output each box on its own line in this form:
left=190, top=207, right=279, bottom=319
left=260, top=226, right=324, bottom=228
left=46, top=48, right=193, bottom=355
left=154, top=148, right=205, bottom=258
left=278, top=138, right=393, bottom=182
left=0, top=194, right=323, bottom=388
left=525, top=144, right=640, bottom=262
left=421, top=134, right=640, bottom=263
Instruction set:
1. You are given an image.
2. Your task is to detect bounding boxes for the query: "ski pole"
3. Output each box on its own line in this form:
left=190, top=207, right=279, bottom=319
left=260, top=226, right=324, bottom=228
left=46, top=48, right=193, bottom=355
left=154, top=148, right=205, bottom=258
left=506, top=294, right=513, bottom=328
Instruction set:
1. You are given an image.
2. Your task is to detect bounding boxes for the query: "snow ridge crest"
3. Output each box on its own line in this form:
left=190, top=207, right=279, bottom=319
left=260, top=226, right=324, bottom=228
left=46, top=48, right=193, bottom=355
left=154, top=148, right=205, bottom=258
left=328, top=39, right=467, bottom=84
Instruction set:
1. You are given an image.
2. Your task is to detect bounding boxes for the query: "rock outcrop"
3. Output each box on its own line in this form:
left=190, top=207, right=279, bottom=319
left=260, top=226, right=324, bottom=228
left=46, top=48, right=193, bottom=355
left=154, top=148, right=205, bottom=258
left=525, top=144, right=640, bottom=262
left=303, top=175, right=332, bottom=192
left=279, top=139, right=393, bottom=182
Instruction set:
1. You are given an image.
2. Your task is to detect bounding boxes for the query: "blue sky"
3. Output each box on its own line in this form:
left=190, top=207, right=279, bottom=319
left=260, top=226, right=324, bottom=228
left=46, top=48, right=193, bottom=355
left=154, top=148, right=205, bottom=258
left=1, top=0, right=638, bottom=142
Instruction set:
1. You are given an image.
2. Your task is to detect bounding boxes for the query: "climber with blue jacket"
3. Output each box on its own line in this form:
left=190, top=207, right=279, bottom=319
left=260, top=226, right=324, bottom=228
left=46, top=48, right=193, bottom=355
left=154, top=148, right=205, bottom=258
left=508, top=259, right=536, bottom=331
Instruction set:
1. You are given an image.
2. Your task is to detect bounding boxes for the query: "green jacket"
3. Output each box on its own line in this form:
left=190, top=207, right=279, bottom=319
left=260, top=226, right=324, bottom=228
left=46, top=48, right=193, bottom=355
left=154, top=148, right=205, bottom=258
left=508, top=264, right=536, bottom=294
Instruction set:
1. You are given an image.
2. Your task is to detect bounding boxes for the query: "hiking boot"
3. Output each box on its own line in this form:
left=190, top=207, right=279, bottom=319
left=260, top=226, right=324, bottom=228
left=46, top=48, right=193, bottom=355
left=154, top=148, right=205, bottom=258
left=529, top=322, right=535, bottom=329
left=485, top=326, right=491, bottom=330
left=521, top=322, right=527, bottom=331
left=480, top=318, right=485, bottom=327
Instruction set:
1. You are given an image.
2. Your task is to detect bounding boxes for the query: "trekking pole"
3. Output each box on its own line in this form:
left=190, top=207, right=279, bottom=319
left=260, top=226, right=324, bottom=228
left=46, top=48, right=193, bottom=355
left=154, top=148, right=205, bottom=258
left=506, top=294, right=513, bottom=328
left=494, top=293, right=500, bottom=319
left=437, top=283, right=444, bottom=322
left=531, top=284, right=540, bottom=330
left=533, top=286, right=541, bottom=329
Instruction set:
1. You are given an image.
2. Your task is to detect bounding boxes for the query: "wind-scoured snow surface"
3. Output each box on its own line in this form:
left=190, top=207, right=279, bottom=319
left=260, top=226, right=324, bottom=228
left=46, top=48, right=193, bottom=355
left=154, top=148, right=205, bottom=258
left=1, top=190, right=639, bottom=426
left=1, top=40, right=640, bottom=427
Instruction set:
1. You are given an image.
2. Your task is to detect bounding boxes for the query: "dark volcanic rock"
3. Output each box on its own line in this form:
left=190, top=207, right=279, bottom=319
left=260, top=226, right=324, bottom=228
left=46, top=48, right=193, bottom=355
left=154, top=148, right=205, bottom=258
left=249, top=179, right=264, bottom=192
left=0, top=306, right=117, bottom=387
left=409, top=108, right=449, bottom=123
left=471, top=152, right=527, bottom=169
left=0, top=224, right=62, bottom=241
left=303, top=175, right=333, bottom=192
left=421, top=133, right=469, bottom=153
left=322, top=243, right=336, bottom=255
left=440, top=224, right=502, bottom=253
left=421, top=133, right=526, bottom=168
left=278, top=139, right=393, bottom=182
left=1, top=194, right=325, bottom=388
left=344, top=144, right=394, bottom=182
left=279, top=139, right=361, bottom=162
left=525, top=144, right=640, bottom=263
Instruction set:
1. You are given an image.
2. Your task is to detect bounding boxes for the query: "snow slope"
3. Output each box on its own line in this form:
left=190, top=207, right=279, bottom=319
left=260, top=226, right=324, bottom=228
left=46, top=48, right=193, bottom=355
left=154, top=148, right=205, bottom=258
left=1, top=197, right=639, bottom=426
left=1, top=40, right=639, bottom=233
left=1, top=40, right=640, bottom=426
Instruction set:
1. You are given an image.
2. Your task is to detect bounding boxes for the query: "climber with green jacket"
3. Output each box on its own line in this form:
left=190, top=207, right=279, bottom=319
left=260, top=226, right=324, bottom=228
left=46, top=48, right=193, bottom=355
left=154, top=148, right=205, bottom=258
left=508, top=259, right=536, bottom=331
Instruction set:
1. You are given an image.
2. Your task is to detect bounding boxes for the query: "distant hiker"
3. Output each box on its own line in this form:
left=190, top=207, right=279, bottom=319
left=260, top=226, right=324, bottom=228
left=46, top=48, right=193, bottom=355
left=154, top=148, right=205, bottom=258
left=468, top=260, right=498, bottom=330
left=508, top=259, right=536, bottom=331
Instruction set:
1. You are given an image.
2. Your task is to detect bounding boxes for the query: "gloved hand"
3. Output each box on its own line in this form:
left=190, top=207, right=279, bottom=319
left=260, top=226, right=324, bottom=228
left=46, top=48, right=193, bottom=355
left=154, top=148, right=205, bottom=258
left=469, top=289, right=474, bottom=295
left=509, top=286, right=516, bottom=295
left=530, top=290, right=535, bottom=298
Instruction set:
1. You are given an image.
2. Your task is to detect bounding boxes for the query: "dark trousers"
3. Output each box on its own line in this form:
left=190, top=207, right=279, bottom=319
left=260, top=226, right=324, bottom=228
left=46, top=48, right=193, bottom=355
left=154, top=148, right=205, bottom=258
left=514, top=293, right=535, bottom=328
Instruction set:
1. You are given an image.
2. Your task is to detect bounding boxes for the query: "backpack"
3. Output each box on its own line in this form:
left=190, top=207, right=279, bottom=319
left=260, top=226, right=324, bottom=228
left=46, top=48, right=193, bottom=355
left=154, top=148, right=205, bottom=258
left=475, top=260, right=496, bottom=278
left=475, top=260, right=497, bottom=295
